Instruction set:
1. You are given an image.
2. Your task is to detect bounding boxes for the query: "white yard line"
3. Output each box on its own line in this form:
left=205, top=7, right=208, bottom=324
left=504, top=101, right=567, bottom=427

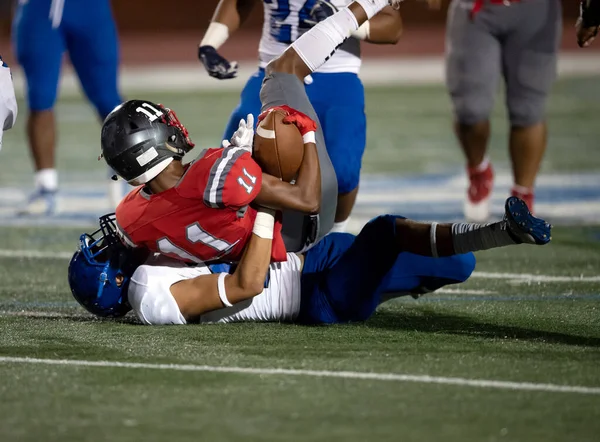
left=434, top=289, right=495, bottom=295
left=0, top=356, right=598, bottom=395
left=0, top=249, right=73, bottom=259
left=471, top=272, right=600, bottom=283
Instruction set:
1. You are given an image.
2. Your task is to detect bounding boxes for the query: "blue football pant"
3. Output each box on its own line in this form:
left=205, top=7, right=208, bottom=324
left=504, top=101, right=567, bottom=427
left=13, top=0, right=121, bottom=118
left=298, top=216, right=476, bottom=324
left=225, top=70, right=366, bottom=194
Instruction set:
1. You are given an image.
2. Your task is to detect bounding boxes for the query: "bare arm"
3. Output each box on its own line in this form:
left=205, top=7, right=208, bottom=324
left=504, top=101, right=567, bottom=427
left=170, top=211, right=274, bottom=321
left=253, top=141, right=321, bottom=214
left=363, top=6, right=403, bottom=44
left=208, top=0, right=258, bottom=34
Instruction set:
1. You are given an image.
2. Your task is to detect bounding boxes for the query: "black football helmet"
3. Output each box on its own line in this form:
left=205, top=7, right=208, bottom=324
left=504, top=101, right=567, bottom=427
left=100, top=100, right=195, bottom=185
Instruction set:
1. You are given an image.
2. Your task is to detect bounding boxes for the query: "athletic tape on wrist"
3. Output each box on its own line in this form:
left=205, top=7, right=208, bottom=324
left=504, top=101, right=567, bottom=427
left=430, top=222, right=439, bottom=258
left=200, top=22, right=229, bottom=50
left=252, top=210, right=275, bottom=239
left=351, top=21, right=370, bottom=40
left=303, top=131, right=316, bottom=144
left=217, top=273, right=233, bottom=307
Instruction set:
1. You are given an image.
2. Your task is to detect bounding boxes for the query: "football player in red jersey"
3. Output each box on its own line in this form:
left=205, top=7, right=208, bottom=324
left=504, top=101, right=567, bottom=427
left=101, top=0, right=400, bottom=265
left=100, top=100, right=322, bottom=264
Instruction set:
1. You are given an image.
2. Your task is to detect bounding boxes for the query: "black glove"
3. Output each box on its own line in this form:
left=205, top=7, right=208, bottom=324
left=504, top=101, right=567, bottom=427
left=581, top=0, right=600, bottom=28
left=198, top=46, right=238, bottom=80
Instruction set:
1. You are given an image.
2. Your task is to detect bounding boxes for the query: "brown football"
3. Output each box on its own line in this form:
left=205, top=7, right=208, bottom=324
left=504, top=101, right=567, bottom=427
left=253, top=109, right=304, bottom=182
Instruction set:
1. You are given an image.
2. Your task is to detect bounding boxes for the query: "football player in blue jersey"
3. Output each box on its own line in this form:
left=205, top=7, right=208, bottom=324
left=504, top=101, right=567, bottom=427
left=12, top=0, right=122, bottom=215
left=198, top=0, right=403, bottom=234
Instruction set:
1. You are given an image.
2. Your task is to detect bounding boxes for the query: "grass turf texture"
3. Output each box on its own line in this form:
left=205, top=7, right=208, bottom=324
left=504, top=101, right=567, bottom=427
left=0, top=225, right=599, bottom=441
left=0, top=78, right=599, bottom=440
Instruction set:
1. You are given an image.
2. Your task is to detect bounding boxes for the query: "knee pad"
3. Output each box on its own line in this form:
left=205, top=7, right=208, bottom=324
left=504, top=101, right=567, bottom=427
left=451, top=252, right=476, bottom=283
left=90, top=92, right=122, bottom=121
left=507, top=51, right=556, bottom=127
left=26, top=80, right=58, bottom=111
left=507, top=91, right=549, bottom=127
left=450, top=91, right=494, bottom=125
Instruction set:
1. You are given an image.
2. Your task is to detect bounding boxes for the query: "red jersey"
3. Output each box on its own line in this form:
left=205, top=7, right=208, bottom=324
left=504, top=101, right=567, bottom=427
left=115, top=147, right=287, bottom=263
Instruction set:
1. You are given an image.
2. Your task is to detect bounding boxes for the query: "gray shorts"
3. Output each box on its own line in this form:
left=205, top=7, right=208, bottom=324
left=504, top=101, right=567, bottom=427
left=446, top=0, right=562, bottom=127
left=260, top=71, right=338, bottom=252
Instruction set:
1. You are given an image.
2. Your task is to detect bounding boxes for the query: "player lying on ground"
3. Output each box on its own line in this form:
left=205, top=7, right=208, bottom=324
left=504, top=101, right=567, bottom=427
left=100, top=0, right=401, bottom=264
left=0, top=56, right=17, bottom=151
left=199, top=0, right=403, bottom=233
left=68, top=197, right=551, bottom=324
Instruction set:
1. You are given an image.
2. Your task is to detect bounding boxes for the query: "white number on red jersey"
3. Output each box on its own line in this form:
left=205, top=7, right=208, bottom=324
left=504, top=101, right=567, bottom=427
left=157, top=223, right=239, bottom=263
left=237, top=168, right=257, bottom=194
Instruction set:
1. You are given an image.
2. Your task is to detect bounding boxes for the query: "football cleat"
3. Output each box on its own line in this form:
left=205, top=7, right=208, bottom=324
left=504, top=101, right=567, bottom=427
left=504, top=196, right=551, bottom=245
left=464, top=162, right=494, bottom=222
left=17, top=187, right=57, bottom=216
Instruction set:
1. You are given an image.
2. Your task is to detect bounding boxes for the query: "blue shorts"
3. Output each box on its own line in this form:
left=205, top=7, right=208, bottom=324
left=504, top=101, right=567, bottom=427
left=224, top=69, right=366, bottom=194
left=12, top=0, right=121, bottom=117
left=298, top=216, right=476, bottom=324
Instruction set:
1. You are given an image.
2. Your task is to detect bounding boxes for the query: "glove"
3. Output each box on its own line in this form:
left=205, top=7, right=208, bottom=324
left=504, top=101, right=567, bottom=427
left=198, top=46, right=238, bottom=80
left=222, top=113, right=254, bottom=153
left=258, top=105, right=317, bottom=144
left=304, top=0, right=338, bottom=27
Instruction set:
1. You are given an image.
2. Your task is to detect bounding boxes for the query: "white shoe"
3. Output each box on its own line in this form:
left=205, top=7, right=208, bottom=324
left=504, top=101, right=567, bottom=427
left=18, top=187, right=57, bottom=216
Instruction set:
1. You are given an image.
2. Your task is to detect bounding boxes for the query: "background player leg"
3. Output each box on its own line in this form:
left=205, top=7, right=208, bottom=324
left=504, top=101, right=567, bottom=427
left=445, top=0, right=501, bottom=222
left=63, top=0, right=123, bottom=208
left=307, top=73, right=367, bottom=233
left=13, top=0, right=65, bottom=215
left=503, top=0, right=562, bottom=212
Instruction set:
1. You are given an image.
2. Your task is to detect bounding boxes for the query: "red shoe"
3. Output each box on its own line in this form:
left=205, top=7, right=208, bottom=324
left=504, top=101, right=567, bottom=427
left=464, top=162, right=494, bottom=222
left=511, top=186, right=535, bottom=215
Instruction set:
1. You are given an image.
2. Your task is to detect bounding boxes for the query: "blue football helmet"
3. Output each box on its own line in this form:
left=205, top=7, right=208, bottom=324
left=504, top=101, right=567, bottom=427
left=68, top=213, right=136, bottom=317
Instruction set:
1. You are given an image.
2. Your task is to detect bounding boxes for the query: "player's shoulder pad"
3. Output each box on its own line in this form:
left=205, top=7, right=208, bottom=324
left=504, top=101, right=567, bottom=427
left=203, top=146, right=262, bottom=209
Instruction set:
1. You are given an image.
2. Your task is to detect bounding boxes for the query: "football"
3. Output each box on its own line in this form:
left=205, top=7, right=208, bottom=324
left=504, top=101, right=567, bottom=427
left=253, top=109, right=304, bottom=182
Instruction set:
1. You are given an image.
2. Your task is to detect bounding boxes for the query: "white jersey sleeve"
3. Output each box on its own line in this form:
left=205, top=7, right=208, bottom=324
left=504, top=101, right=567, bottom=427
left=0, top=58, right=18, bottom=152
left=127, top=254, right=303, bottom=325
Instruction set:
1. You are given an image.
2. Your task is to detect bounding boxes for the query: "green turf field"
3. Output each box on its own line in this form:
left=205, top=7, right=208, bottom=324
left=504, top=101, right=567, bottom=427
left=0, top=78, right=599, bottom=441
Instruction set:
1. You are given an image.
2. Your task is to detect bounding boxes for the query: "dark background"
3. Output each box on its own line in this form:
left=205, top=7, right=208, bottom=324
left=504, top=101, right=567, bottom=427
left=0, top=0, right=582, bottom=33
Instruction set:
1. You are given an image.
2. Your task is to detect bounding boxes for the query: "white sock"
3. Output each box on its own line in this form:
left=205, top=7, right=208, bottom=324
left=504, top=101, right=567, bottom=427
left=331, top=218, right=350, bottom=233
left=291, top=7, right=359, bottom=73
left=35, top=168, right=58, bottom=191
left=473, top=157, right=490, bottom=173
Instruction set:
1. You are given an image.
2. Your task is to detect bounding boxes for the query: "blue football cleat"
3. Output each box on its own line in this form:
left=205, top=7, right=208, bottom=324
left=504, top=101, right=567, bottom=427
left=18, top=187, right=57, bottom=216
left=504, top=196, right=551, bottom=245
